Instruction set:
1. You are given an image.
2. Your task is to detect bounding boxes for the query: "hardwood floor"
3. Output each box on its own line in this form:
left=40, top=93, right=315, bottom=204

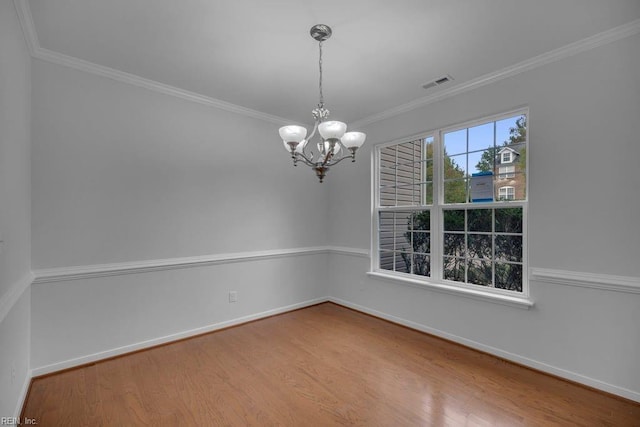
left=22, top=303, right=640, bottom=426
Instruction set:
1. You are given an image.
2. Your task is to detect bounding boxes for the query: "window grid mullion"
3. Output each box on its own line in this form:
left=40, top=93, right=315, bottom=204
left=464, top=209, right=468, bottom=284
left=433, top=133, right=442, bottom=281
left=492, top=208, right=496, bottom=287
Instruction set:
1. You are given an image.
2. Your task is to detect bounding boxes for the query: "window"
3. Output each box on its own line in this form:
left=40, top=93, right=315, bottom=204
left=373, top=110, right=528, bottom=297
left=498, top=165, right=515, bottom=179
left=499, top=186, right=515, bottom=200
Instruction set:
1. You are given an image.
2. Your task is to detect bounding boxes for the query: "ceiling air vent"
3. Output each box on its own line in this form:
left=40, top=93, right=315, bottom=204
left=422, top=74, right=454, bottom=90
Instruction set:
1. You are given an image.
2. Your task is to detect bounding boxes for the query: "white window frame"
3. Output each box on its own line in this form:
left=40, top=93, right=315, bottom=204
left=369, top=108, right=532, bottom=309
left=501, top=151, right=513, bottom=163
left=499, top=186, right=515, bottom=200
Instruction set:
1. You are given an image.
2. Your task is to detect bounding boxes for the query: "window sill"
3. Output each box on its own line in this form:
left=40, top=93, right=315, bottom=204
left=366, top=271, right=534, bottom=309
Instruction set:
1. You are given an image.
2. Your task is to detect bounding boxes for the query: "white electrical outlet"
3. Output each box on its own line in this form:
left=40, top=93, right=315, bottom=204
left=229, top=291, right=238, bottom=303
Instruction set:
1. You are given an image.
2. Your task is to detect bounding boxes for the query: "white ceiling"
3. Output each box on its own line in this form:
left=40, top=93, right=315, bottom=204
left=27, top=0, right=640, bottom=125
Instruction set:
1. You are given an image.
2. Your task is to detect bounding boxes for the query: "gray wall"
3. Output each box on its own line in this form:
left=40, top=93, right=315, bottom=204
left=31, top=60, right=329, bottom=268
left=0, top=0, right=32, bottom=418
left=30, top=59, right=329, bottom=371
left=327, top=33, right=640, bottom=399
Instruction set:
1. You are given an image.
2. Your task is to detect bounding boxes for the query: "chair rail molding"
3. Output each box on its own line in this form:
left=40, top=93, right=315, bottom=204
left=33, top=247, right=335, bottom=284
left=530, top=268, right=640, bottom=294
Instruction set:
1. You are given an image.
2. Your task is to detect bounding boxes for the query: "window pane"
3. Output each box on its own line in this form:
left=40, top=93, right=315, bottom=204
left=471, top=148, right=496, bottom=174
left=379, top=212, right=394, bottom=228
left=379, top=251, right=394, bottom=271
left=413, top=184, right=431, bottom=206
left=412, top=231, right=431, bottom=254
left=411, top=210, right=430, bottom=231
left=468, top=234, right=492, bottom=259
left=444, top=257, right=465, bottom=282
left=495, top=263, right=523, bottom=292
left=443, top=210, right=465, bottom=231
left=496, top=115, right=526, bottom=146
left=502, top=172, right=525, bottom=201
left=395, top=211, right=413, bottom=230
left=380, top=145, right=396, bottom=166
left=379, top=212, right=394, bottom=251
left=510, top=143, right=526, bottom=169
left=495, top=208, right=523, bottom=233
left=468, top=259, right=492, bottom=286
left=422, top=182, right=433, bottom=205
left=395, top=252, right=411, bottom=273
left=444, top=179, right=468, bottom=203
left=443, top=233, right=465, bottom=256
left=467, top=209, right=492, bottom=232
left=396, top=162, right=417, bottom=186
left=379, top=230, right=394, bottom=251
left=468, top=122, right=493, bottom=153
left=379, top=185, right=395, bottom=206
left=425, top=136, right=434, bottom=157
left=413, top=254, right=430, bottom=276
left=396, top=141, right=417, bottom=164
left=447, top=154, right=467, bottom=176
left=396, top=185, right=417, bottom=206
left=444, top=129, right=466, bottom=156
left=495, top=235, right=523, bottom=262
left=468, top=150, right=490, bottom=176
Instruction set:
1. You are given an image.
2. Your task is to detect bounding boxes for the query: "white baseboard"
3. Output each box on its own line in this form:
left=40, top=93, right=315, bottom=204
left=328, top=297, right=640, bottom=403
left=14, top=369, right=32, bottom=420
left=31, top=297, right=329, bottom=377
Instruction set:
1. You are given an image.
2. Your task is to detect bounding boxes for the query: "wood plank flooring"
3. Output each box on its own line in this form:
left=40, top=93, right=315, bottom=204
left=22, top=303, right=640, bottom=426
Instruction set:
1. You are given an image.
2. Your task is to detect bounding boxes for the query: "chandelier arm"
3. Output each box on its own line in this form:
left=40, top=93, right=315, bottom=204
left=325, top=153, right=357, bottom=167
left=301, top=122, right=320, bottom=158
left=294, top=152, right=317, bottom=167
left=320, top=152, right=332, bottom=167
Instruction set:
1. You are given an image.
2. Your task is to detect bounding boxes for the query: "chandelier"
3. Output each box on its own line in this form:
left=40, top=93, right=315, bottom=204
left=279, top=24, right=366, bottom=183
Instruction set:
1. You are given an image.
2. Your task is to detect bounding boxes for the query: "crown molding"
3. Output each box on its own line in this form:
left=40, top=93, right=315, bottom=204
left=13, top=0, right=38, bottom=54
left=350, top=18, right=640, bottom=129
left=14, top=1, right=293, bottom=126
left=15, top=0, right=640, bottom=129
left=31, top=47, right=294, bottom=125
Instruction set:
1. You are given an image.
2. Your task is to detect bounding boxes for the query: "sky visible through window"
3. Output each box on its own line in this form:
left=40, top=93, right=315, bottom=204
left=443, top=116, right=520, bottom=176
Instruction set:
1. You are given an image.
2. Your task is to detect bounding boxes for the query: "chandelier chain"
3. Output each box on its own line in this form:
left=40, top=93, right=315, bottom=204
left=318, top=41, right=324, bottom=108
